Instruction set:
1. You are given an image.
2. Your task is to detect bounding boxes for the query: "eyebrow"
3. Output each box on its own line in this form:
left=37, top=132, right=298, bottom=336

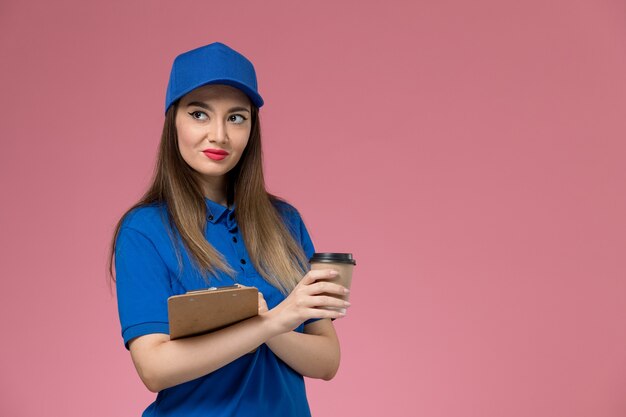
left=186, top=101, right=251, bottom=113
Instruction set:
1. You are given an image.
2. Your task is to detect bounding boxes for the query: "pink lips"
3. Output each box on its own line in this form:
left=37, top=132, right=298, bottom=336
left=203, top=149, right=229, bottom=161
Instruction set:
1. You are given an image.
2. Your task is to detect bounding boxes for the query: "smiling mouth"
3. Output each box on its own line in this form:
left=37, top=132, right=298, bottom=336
left=203, top=148, right=229, bottom=155
left=203, top=150, right=228, bottom=161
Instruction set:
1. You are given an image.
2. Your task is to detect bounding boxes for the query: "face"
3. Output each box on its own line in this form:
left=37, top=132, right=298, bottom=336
left=175, top=84, right=252, bottom=186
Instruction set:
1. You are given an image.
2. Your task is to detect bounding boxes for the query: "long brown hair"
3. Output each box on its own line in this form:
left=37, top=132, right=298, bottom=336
left=108, top=101, right=309, bottom=294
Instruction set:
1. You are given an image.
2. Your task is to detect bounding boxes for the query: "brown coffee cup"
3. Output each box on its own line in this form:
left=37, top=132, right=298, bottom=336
left=309, top=253, right=356, bottom=303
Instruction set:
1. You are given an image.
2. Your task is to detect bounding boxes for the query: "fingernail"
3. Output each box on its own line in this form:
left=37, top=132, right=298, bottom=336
left=344, top=301, right=351, bottom=307
left=344, top=288, right=350, bottom=294
left=339, top=308, right=346, bottom=314
left=329, top=270, right=339, bottom=276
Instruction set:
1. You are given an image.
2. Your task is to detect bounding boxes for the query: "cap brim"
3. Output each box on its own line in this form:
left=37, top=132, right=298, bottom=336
left=166, top=78, right=264, bottom=113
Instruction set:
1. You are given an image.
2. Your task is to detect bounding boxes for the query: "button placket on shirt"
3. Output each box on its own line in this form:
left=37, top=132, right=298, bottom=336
left=225, top=211, right=250, bottom=273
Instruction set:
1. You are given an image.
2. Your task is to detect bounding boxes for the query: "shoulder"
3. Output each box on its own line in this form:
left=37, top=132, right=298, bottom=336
left=117, top=202, right=173, bottom=245
left=121, top=202, right=168, bottom=230
left=271, top=196, right=304, bottom=226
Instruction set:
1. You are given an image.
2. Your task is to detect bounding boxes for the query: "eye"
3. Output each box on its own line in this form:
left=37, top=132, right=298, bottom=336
left=188, top=111, right=208, bottom=120
left=229, top=114, right=247, bottom=124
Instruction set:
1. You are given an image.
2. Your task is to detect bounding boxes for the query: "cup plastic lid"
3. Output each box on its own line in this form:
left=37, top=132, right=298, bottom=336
left=309, top=252, right=356, bottom=265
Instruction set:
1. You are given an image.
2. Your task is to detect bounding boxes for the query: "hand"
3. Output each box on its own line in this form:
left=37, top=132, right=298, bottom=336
left=258, top=291, right=269, bottom=314
left=263, top=269, right=351, bottom=334
left=235, top=284, right=269, bottom=315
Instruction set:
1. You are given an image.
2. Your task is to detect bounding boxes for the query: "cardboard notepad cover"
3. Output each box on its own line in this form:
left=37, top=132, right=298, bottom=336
left=168, top=286, right=258, bottom=340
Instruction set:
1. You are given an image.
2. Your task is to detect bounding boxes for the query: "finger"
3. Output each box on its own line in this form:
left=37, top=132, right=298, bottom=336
left=300, top=269, right=339, bottom=285
left=305, top=307, right=347, bottom=320
left=305, top=281, right=349, bottom=296
left=301, top=295, right=350, bottom=309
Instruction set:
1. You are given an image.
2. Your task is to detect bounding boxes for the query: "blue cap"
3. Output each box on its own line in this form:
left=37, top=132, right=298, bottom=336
left=165, top=42, right=264, bottom=114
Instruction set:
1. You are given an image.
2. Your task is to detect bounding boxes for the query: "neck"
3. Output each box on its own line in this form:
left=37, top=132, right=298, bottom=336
left=197, top=174, right=228, bottom=207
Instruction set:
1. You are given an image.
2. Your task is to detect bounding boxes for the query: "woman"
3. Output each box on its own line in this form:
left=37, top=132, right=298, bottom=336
left=109, top=42, right=350, bottom=417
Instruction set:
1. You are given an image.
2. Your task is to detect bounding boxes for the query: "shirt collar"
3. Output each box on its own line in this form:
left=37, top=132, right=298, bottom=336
left=204, top=197, right=230, bottom=224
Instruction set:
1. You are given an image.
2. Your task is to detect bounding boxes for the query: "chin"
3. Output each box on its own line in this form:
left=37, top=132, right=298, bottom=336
left=194, top=165, right=233, bottom=178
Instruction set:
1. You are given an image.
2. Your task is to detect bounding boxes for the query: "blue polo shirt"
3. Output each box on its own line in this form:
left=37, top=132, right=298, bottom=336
left=115, top=197, right=316, bottom=417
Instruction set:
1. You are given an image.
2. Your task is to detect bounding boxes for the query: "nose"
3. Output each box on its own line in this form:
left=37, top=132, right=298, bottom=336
left=210, top=118, right=228, bottom=144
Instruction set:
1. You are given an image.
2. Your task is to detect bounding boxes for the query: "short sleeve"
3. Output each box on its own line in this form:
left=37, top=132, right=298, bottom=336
left=115, top=226, right=173, bottom=349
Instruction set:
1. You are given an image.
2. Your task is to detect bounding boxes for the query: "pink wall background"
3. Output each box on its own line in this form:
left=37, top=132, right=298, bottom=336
left=1, top=0, right=625, bottom=416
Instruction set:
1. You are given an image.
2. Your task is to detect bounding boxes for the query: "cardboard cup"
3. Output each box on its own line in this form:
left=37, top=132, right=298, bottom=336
left=309, top=253, right=356, bottom=303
